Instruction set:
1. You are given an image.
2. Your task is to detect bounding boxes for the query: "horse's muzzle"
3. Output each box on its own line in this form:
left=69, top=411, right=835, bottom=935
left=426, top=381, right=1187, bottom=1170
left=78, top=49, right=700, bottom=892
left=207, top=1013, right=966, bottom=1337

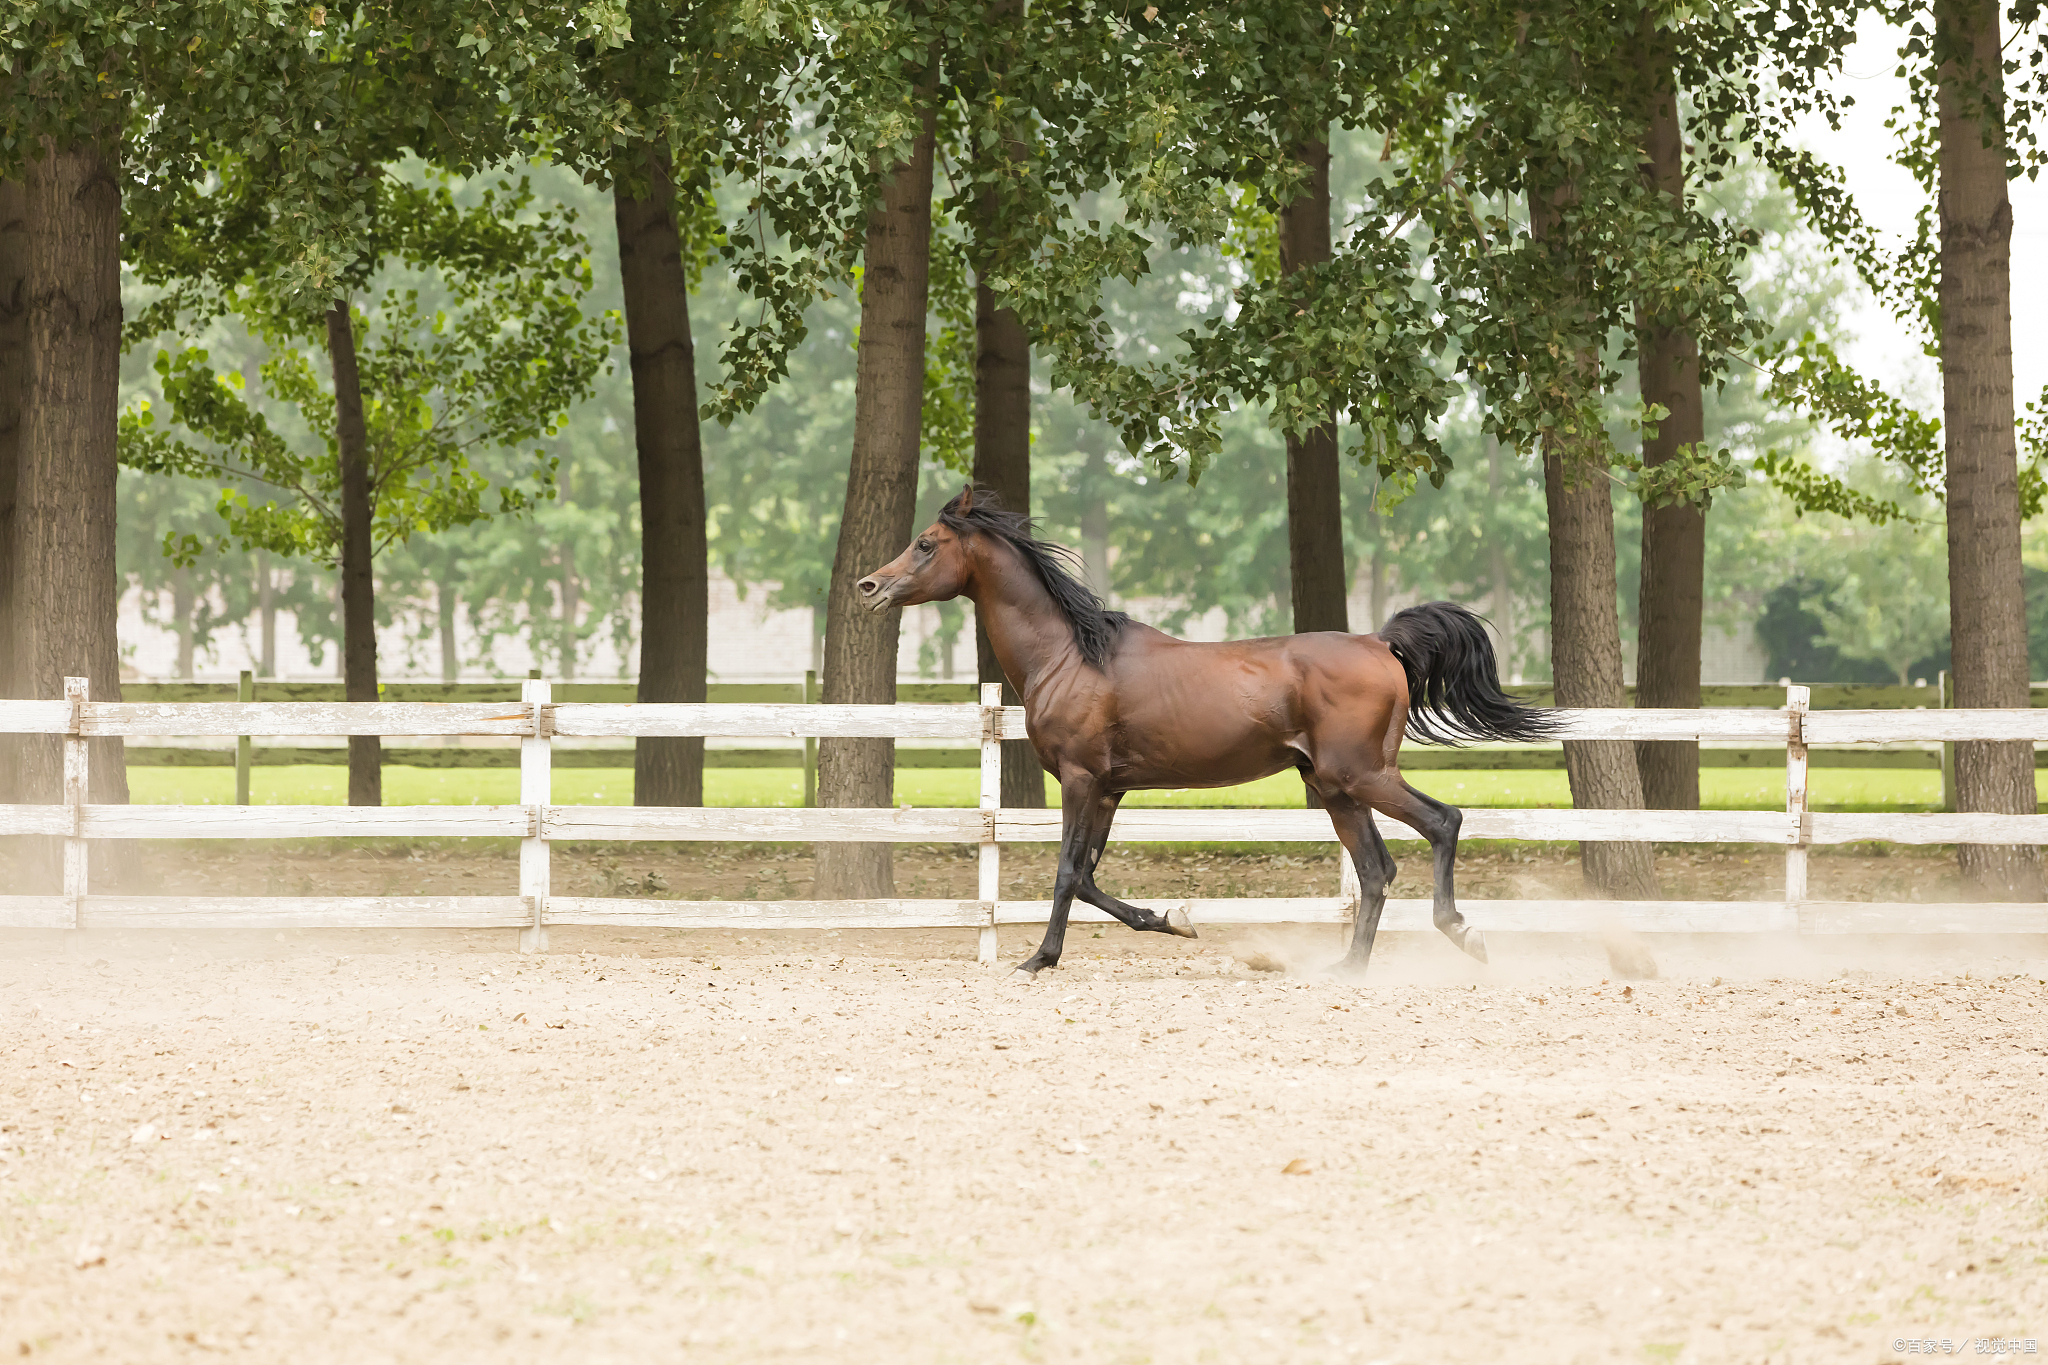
left=855, top=574, right=898, bottom=611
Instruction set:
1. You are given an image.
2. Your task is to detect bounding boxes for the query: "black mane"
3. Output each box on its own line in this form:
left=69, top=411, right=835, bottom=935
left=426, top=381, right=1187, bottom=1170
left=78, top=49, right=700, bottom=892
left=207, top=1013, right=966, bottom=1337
left=938, top=487, right=1128, bottom=670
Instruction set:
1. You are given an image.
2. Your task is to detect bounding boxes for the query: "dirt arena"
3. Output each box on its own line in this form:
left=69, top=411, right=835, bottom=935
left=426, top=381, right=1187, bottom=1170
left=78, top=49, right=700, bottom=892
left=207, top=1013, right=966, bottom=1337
left=4, top=920, right=2045, bottom=1364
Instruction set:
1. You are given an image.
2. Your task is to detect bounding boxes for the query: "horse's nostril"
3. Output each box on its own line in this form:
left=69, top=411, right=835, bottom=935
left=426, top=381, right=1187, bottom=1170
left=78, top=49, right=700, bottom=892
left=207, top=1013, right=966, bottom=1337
left=856, top=577, right=880, bottom=597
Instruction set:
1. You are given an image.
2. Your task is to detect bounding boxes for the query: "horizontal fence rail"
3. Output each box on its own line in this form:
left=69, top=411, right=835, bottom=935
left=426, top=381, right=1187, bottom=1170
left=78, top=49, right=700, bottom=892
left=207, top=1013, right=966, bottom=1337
left=0, top=700, right=1851, bottom=742
left=4, top=681, right=2047, bottom=955
left=115, top=744, right=1977, bottom=772
left=120, top=679, right=2048, bottom=709
left=1803, top=711, right=2048, bottom=743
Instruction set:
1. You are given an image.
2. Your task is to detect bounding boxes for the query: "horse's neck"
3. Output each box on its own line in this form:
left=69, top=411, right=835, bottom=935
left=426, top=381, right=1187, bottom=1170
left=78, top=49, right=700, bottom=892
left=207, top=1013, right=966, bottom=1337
left=966, top=538, right=1075, bottom=694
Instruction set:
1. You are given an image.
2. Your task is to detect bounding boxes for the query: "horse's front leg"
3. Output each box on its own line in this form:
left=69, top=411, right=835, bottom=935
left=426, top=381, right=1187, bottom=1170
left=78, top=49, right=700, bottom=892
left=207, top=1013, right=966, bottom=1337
left=1072, top=791, right=1197, bottom=938
left=1016, top=776, right=1113, bottom=977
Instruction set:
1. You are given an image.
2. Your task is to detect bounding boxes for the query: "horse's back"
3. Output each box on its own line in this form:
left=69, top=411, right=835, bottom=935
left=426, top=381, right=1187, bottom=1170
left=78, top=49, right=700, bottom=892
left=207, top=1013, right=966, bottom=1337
left=1061, top=626, right=1408, bottom=788
left=1110, top=625, right=1405, bottom=720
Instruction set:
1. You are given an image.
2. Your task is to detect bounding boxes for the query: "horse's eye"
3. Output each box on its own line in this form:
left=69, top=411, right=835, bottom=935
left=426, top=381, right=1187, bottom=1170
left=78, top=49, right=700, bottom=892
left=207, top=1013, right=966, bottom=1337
left=916, top=539, right=933, bottom=554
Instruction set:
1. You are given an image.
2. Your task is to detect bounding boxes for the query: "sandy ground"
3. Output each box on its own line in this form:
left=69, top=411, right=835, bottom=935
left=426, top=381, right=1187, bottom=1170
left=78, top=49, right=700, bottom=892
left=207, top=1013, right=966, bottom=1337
left=3, top=925, right=2046, bottom=1364
left=2, top=840, right=2004, bottom=904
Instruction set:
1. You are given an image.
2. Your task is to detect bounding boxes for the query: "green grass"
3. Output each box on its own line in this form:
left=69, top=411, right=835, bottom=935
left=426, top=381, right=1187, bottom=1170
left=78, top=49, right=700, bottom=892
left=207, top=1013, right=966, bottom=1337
left=123, top=762, right=1970, bottom=812
left=126, top=765, right=789, bottom=808
left=1405, top=767, right=1951, bottom=812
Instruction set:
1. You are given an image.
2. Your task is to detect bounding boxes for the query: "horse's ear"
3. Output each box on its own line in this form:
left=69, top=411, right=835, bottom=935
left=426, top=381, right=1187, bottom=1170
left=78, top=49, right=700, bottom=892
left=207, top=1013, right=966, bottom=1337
left=958, top=484, right=974, bottom=514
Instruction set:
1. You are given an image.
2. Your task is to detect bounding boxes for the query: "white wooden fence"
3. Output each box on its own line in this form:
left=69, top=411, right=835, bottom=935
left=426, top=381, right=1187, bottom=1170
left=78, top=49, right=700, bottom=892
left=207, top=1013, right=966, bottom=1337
left=4, top=679, right=2047, bottom=959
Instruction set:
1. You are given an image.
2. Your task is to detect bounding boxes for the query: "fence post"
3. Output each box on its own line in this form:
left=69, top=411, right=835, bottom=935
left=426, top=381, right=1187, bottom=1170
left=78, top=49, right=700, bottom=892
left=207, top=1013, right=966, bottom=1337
left=520, top=677, right=551, bottom=954
left=235, top=669, right=253, bottom=805
left=803, top=668, right=818, bottom=808
left=979, top=681, right=1002, bottom=966
left=1783, top=683, right=1810, bottom=932
left=63, top=677, right=89, bottom=933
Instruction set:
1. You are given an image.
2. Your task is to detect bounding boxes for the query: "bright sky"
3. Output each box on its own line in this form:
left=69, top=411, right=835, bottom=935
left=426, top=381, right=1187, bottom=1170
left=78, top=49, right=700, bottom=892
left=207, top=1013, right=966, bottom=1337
left=1796, top=10, right=2048, bottom=422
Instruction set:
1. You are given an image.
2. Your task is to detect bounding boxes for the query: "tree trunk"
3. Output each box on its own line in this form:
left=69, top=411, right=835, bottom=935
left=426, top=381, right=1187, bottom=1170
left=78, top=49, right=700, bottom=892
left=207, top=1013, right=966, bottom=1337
left=18, top=139, right=129, bottom=889
left=1079, top=443, right=1110, bottom=598
left=815, top=107, right=936, bottom=900
left=616, top=150, right=709, bottom=808
left=172, top=565, right=196, bottom=679
left=559, top=540, right=578, bottom=680
left=1634, top=49, right=1707, bottom=813
left=436, top=574, right=458, bottom=683
left=256, top=551, right=277, bottom=678
left=969, top=27, right=1043, bottom=812
left=1278, top=136, right=1349, bottom=639
left=557, top=469, right=579, bottom=681
left=1486, top=432, right=1515, bottom=673
left=327, top=301, right=380, bottom=807
left=972, top=277, right=1044, bottom=808
left=1367, top=522, right=1389, bottom=628
left=1545, top=444, right=1657, bottom=896
left=1937, top=0, right=2041, bottom=896
left=1529, top=176, right=1654, bottom=898
left=1278, top=137, right=1345, bottom=798
left=0, top=178, right=27, bottom=810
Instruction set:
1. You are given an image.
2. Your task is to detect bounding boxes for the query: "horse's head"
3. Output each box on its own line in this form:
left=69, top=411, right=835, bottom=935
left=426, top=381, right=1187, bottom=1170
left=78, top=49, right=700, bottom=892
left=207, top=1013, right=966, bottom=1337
left=856, top=486, right=979, bottom=612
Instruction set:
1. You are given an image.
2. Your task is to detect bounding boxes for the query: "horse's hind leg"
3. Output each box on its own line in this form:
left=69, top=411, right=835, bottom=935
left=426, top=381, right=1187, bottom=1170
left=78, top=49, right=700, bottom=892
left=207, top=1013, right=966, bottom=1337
left=1362, top=809, right=1399, bottom=886
left=1073, top=792, right=1196, bottom=939
left=1363, top=775, right=1483, bottom=964
left=1320, top=794, right=1393, bottom=972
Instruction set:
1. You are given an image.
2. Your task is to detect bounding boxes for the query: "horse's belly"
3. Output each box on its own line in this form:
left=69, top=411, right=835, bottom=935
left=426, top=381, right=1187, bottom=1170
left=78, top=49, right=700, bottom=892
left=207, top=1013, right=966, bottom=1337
left=1115, top=758, right=1295, bottom=792
left=1106, top=713, right=1296, bottom=790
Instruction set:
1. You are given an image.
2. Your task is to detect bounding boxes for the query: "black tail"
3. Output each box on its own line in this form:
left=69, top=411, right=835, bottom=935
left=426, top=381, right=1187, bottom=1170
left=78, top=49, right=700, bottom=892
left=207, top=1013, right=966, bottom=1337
left=1376, top=601, right=1559, bottom=745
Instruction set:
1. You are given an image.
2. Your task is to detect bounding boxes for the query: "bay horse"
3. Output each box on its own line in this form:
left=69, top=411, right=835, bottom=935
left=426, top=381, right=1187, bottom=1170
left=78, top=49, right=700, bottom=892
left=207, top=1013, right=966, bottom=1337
left=857, top=487, right=1557, bottom=977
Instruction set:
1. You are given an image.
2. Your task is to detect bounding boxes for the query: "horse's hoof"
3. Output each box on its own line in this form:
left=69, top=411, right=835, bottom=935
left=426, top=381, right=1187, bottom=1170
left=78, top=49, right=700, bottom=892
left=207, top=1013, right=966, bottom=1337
left=1462, top=928, right=1488, bottom=964
left=1326, top=956, right=1371, bottom=983
left=1165, top=905, right=1199, bottom=939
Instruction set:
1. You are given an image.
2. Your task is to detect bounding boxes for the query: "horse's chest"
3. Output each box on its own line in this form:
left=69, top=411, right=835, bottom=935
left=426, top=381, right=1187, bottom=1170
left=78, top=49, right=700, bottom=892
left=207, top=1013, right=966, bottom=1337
left=1024, top=702, right=1125, bottom=763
